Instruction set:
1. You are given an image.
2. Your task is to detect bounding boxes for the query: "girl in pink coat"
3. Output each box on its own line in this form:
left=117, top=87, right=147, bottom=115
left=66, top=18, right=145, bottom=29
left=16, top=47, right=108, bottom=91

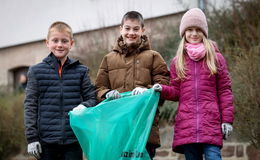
left=153, top=8, right=234, bottom=160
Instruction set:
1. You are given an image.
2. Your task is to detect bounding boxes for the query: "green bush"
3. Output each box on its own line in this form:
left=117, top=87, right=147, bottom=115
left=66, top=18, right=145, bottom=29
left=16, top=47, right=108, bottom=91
left=0, top=93, right=26, bottom=160
left=155, top=27, right=181, bottom=65
left=208, top=0, right=260, bottom=148
left=232, top=45, right=260, bottom=148
left=159, top=101, right=178, bottom=126
left=208, top=0, right=259, bottom=48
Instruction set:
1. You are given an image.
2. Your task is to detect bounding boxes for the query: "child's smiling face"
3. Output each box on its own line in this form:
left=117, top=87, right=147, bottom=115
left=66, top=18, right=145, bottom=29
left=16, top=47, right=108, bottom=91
left=184, top=27, right=204, bottom=44
left=120, top=19, right=145, bottom=47
left=46, top=31, right=74, bottom=63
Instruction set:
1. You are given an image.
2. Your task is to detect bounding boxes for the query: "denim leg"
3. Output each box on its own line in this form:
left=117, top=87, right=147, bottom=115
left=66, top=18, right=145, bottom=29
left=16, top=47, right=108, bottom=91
left=182, top=144, right=203, bottom=160
left=203, top=144, right=222, bottom=160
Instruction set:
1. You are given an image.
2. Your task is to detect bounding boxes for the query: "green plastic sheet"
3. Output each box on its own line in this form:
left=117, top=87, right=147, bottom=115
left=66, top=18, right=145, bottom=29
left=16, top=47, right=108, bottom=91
left=70, top=89, right=160, bottom=160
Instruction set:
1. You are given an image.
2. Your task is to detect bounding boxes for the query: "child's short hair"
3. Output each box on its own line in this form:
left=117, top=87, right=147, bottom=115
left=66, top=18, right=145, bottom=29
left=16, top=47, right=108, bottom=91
left=47, top=21, right=73, bottom=40
left=121, top=11, right=144, bottom=28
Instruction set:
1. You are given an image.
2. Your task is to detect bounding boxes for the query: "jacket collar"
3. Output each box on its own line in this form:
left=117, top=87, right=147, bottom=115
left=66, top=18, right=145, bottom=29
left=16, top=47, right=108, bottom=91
left=43, top=53, right=79, bottom=69
left=113, top=35, right=151, bottom=56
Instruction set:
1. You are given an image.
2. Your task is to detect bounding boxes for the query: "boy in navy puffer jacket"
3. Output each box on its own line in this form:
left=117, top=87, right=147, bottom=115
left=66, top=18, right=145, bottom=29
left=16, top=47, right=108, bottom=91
left=24, top=21, right=96, bottom=160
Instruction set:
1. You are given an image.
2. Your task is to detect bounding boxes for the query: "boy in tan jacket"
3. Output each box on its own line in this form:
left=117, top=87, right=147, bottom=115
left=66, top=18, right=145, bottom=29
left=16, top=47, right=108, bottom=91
left=95, top=11, right=169, bottom=159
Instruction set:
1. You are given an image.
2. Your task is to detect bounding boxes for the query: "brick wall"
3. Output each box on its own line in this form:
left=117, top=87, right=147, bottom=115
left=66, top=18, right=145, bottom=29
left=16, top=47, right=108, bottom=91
left=155, top=125, right=254, bottom=160
left=154, top=142, right=250, bottom=160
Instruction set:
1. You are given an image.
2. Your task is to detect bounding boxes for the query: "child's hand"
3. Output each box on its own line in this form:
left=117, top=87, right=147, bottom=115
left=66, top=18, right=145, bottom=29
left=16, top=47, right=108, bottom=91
left=106, top=90, right=121, bottom=99
left=221, top=123, right=233, bottom=140
left=73, top=104, right=86, bottom=112
left=152, top=84, right=162, bottom=92
left=132, top=87, right=148, bottom=95
left=28, top=141, right=42, bottom=159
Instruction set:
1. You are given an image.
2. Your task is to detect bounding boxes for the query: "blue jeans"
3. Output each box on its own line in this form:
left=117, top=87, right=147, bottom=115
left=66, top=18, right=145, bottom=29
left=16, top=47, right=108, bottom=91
left=182, top=143, right=222, bottom=160
left=40, top=142, right=82, bottom=160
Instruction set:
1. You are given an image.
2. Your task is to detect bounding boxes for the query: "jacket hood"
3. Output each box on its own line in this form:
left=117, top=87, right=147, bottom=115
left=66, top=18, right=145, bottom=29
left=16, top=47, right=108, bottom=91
left=113, top=35, right=151, bottom=56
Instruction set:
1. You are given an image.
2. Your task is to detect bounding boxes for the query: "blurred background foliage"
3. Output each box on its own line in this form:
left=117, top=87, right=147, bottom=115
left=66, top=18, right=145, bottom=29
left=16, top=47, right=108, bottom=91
left=0, top=0, right=259, bottom=159
left=208, top=0, right=259, bottom=149
left=0, top=93, right=25, bottom=160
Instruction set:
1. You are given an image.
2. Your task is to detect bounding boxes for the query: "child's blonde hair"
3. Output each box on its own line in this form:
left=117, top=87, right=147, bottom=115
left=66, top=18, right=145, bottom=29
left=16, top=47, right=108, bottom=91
left=175, top=35, right=218, bottom=80
left=47, top=21, right=73, bottom=40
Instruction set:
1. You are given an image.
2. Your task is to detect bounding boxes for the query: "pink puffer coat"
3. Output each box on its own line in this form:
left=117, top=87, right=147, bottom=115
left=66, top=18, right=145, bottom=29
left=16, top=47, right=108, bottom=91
left=161, top=52, right=234, bottom=153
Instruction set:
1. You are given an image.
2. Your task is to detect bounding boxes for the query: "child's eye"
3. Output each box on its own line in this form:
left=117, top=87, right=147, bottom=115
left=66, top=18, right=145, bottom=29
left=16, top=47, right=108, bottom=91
left=196, top=28, right=201, bottom=32
left=125, top=28, right=130, bottom=31
left=52, top=39, right=59, bottom=43
left=62, top=39, right=69, bottom=43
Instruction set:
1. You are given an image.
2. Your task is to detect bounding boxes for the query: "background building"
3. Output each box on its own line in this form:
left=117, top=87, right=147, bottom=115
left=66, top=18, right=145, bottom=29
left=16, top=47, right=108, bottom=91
left=0, top=0, right=227, bottom=91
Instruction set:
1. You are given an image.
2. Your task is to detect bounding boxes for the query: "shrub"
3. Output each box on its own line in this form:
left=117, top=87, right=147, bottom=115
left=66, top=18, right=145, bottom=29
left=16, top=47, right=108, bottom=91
left=155, top=27, right=181, bottom=65
left=208, top=0, right=260, bottom=50
left=208, top=0, right=260, bottom=148
left=159, top=101, right=178, bottom=126
left=0, top=93, right=26, bottom=160
left=232, top=45, right=260, bottom=148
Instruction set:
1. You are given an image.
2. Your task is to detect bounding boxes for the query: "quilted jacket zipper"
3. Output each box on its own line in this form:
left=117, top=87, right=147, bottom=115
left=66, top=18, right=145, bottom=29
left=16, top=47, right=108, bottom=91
left=194, top=62, right=200, bottom=142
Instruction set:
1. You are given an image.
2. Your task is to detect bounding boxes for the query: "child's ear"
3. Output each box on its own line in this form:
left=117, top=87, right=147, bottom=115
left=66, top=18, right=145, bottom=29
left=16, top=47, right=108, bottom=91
left=45, top=39, right=49, bottom=47
left=142, top=27, right=145, bottom=34
left=70, top=39, right=74, bottom=48
left=119, top=26, right=123, bottom=34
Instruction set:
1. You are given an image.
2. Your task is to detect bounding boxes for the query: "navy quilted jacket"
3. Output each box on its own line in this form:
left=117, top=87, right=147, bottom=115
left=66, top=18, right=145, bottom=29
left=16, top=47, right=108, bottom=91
left=24, top=53, right=96, bottom=144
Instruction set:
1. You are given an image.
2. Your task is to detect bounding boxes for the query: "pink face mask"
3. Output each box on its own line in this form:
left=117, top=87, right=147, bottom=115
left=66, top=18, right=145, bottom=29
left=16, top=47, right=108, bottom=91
left=185, top=43, right=206, bottom=61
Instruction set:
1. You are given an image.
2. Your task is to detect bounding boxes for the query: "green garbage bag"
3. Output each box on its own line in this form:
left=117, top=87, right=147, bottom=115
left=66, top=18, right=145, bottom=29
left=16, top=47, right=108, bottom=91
left=70, top=89, right=160, bottom=160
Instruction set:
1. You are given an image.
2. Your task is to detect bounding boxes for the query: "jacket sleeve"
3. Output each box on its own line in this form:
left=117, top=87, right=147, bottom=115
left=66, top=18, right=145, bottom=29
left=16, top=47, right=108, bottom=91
left=216, top=53, right=234, bottom=123
left=95, top=56, right=111, bottom=102
left=151, top=52, right=170, bottom=87
left=24, top=67, right=40, bottom=143
left=160, top=58, right=180, bottom=101
left=80, top=67, right=97, bottom=107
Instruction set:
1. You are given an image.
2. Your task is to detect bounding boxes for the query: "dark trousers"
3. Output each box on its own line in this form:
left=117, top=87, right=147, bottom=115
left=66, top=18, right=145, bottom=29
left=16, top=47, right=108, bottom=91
left=146, top=143, right=156, bottom=160
left=40, top=142, right=82, bottom=160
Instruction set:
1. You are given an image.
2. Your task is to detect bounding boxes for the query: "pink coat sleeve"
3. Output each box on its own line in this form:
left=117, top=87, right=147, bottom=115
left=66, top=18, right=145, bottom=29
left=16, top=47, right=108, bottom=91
left=160, top=58, right=180, bottom=101
left=216, top=53, right=234, bottom=123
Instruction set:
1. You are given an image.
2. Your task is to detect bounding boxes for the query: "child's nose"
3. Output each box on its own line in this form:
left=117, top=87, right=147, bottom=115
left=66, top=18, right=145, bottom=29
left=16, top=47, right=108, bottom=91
left=191, top=31, right=198, bottom=35
left=129, top=29, right=135, bottom=35
left=57, top=41, right=63, bottom=46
